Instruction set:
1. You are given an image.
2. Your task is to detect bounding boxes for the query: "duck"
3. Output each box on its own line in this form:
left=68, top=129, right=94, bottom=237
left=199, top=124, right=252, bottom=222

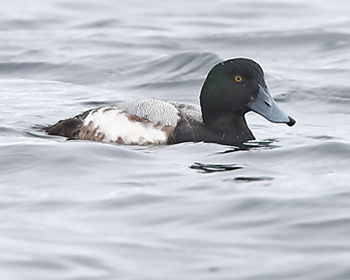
left=45, top=58, right=296, bottom=145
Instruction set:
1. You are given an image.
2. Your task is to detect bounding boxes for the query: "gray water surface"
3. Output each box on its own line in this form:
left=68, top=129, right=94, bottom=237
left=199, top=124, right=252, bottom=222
left=1, top=1, right=350, bottom=280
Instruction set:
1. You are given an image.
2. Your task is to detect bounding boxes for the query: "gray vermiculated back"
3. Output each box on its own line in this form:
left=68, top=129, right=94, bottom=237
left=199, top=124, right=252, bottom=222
left=116, top=99, right=202, bottom=126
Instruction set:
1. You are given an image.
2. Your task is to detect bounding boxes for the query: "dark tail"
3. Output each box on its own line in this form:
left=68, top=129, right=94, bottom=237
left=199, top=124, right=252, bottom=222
left=44, top=110, right=92, bottom=139
left=45, top=117, right=83, bottom=139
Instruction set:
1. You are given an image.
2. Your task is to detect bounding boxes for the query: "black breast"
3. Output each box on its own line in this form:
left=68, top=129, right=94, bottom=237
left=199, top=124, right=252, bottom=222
left=170, top=119, right=255, bottom=145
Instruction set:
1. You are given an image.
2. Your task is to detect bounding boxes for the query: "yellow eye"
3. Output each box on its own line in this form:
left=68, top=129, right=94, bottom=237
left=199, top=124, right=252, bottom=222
left=235, top=75, right=243, bottom=83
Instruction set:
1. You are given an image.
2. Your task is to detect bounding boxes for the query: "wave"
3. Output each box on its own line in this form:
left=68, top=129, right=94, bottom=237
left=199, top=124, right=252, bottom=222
left=121, top=51, right=221, bottom=85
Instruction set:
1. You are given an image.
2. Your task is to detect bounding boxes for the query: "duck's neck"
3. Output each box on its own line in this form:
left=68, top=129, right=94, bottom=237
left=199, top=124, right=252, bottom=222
left=204, top=113, right=255, bottom=143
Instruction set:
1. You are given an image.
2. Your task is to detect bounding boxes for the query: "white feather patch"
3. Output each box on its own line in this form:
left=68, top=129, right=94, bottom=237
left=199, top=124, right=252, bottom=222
left=83, top=107, right=170, bottom=144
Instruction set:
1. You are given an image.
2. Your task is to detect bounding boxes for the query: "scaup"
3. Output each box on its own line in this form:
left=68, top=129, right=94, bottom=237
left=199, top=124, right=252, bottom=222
left=45, top=58, right=295, bottom=145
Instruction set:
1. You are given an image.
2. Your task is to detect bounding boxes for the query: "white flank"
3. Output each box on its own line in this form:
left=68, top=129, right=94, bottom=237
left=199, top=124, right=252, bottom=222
left=83, top=107, right=168, bottom=144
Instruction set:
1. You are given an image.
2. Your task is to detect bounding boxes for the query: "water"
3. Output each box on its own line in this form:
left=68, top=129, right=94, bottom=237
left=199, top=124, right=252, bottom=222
left=1, top=1, right=350, bottom=279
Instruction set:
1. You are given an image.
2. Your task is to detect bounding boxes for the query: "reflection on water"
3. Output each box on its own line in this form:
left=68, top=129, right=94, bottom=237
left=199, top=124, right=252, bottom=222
left=232, top=176, right=274, bottom=182
left=189, top=162, right=244, bottom=173
left=215, top=139, right=278, bottom=155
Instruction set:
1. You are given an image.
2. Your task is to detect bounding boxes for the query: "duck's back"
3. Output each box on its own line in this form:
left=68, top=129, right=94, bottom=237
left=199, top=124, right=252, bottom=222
left=45, top=99, right=203, bottom=145
left=115, top=99, right=202, bottom=127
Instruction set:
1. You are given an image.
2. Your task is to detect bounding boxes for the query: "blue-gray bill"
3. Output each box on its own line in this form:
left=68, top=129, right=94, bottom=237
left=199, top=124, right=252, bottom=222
left=249, top=85, right=296, bottom=127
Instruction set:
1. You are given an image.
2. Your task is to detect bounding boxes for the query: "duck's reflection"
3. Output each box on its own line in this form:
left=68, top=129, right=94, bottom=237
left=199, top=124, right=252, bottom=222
left=215, top=139, right=279, bottom=155
left=189, top=162, right=244, bottom=173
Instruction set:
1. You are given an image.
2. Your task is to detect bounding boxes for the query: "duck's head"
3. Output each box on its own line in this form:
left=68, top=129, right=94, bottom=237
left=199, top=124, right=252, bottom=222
left=200, top=58, right=296, bottom=128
